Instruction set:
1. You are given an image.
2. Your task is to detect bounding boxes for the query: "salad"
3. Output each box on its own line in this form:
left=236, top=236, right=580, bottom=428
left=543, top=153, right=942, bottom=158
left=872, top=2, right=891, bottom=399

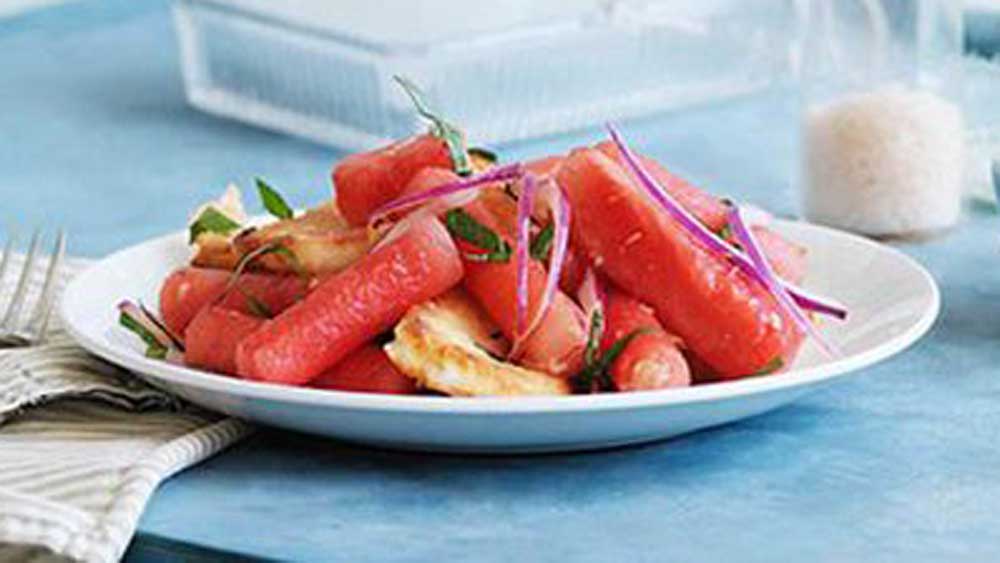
left=119, top=78, right=847, bottom=397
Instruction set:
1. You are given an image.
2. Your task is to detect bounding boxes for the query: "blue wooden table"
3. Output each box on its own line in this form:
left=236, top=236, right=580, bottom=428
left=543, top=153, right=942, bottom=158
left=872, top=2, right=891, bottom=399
left=5, top=2, right=1000, bottom=561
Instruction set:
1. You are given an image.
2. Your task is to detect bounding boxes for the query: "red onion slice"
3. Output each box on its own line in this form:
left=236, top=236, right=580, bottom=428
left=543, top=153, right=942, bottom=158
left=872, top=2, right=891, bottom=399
left=117, top=300, right=185, bottom=363
left=526, top=179, right=571, bottom=340
left=727, top=206, right=840, bottom=359
left=514, top=174, right=538, bottom=339
left=510, top=174, right=573, bottom=360
left=606, top=124, right=847, bottom=321
left=577, top=267, right=606, bottom=331
left=788, top=285, right=848, bottom=321
left=368, top=163, right=524, bottom=224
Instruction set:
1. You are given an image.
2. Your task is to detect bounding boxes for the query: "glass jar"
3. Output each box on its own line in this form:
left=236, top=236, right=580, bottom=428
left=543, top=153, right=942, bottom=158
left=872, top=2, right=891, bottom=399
left=796, top=0, right=965, bottom=238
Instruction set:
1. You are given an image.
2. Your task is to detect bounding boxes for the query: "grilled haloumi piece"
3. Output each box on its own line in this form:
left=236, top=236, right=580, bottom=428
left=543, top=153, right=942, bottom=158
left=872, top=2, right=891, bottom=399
left=385, top=291, right=570, bottom=397
left=192, top=201, right=371, bottom=275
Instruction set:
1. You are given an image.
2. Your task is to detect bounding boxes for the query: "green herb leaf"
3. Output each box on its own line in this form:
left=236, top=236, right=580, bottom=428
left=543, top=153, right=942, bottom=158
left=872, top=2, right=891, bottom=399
left=583, top=309, right=604, bottom=367
left=571, top=363, right=603, bottom=394
left=239, top=288, right=274, bottom=319
left=444, top=208, right=511, bottom=262
left=571, top=328, right=652, bottom=394
left=600, top=330, right=647, bottom=369
left=119, top=311, right=168, bottom=359
left=222, top=242, right=300, bottom=301
left=718, top=223, right=733, bottom=240
left=393, top=75, right=472, bottom=176
left=255, top=178, right=294, bottom=220
left=188, top=207, right=241, bottom=244
left=139, top=302, right=185, bottom=350
left=751, top=356, right=784, bottom=377
left=145, top=346, right=168, bottom=360
left=219, top=242, right=308, bottom=307
left=530, top=224, right=555, bottom=262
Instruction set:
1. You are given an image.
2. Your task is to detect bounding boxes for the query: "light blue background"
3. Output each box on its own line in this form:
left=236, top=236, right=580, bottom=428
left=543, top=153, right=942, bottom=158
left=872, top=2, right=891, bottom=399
left=3, top=2, right=1000, bottom=562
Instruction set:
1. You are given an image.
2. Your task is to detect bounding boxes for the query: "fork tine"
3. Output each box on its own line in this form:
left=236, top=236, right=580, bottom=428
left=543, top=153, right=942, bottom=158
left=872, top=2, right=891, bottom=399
left=27, top=229, right=66, bottom=342
left=1, top=228, right=40, bottom=330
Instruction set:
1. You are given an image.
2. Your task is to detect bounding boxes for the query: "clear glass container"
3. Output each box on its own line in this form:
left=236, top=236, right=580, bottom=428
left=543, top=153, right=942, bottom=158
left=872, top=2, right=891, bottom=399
left=797, top=0, right=966, bottom=238
left=963, top=42, right=1000, bottom=206
left=172, top=0, right=796, bottom=151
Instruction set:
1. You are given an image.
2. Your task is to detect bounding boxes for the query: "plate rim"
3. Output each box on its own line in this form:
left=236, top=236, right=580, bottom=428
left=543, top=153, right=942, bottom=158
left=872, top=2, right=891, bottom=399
left=58, top=219, right=941, bottom=416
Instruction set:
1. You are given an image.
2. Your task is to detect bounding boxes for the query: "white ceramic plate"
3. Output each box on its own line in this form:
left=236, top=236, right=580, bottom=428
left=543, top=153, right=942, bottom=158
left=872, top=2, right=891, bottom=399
left=60, top=220, right=938, bottom=453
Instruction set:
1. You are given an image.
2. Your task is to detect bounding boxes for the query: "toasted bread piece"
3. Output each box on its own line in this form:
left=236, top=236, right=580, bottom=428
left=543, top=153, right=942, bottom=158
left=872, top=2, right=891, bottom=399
left=385, top=290, right=570, bottom=397
left=192, top=201, right=372, bottom=275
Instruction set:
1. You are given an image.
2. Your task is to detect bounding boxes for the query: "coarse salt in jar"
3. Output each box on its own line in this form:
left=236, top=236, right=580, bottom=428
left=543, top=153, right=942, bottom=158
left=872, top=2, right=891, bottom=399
left=796, top=0, right=965, bottom=238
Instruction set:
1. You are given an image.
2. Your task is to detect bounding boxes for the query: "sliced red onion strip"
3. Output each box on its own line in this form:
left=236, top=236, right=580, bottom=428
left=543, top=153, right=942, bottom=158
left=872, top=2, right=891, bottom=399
left=789, top=285, right=848, bottom=320
left=607, top=125, right=736, bottom=255
left=369, top=213, right=414, bottom=254
left=606, top=124, right=847, bottom=320
left=138, top=301, right=185, bottom=350
left=514, top=174, right=538, bottom=340
left=523, top=180, right=571, bottom=340
left=577, top=267, right=606, bottom=329
left=510, top=175, right=573, bottom=360
left=728, top=206, right=840, bottom=359
left=734, top=205, right=846, bottom=319
left=118, top=301, right=174, bottom=347
left=368, top=163, right=524, bottom=223
left=117, top=300, right=185, bottom=363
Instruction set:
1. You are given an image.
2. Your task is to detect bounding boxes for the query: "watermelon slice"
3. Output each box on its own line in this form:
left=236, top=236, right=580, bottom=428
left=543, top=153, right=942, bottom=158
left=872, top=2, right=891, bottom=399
left=235, top=216, right=464, bottom=385
left=557, top=148, right=804, bottom=378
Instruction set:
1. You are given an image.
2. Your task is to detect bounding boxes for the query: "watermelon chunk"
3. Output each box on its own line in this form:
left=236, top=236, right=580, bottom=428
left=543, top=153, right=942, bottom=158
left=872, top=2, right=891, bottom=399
left=596, top=140, right=729, bottom=232
left=159, top=267, right=309, bottom=337
left=557, top=148, right=804, bottom=378
left=184, top=306, right=265, bottom=375
left=310, top=344, right=417, bottom=395
left=601, top=287, right=690, bottom=391
left=332, top=134, right=452, bottom=225
left=235, top=216, right=464, bottom=385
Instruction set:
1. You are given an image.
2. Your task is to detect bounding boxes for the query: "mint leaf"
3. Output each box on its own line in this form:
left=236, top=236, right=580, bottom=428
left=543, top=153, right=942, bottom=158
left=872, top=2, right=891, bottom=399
left=255, top=177, right=294, bottom=220
left=583, top=309, right=604, bottom=367
left=530, top=224, right=554, bottom=261
left=444, top=208, right=511, bottom=262
left=189, top=207, right=241, bottom=244
left=571, top=328, right=652, bottom=394
left=394, top=75, right=472, bottom=177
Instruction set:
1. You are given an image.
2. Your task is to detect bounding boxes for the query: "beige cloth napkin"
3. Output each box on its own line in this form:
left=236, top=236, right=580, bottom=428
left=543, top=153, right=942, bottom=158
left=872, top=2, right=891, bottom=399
left=0, top=255, right=253, bottom=563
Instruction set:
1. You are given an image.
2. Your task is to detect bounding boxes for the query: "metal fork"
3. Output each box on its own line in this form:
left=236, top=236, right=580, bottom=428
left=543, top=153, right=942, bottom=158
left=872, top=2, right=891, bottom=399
left=0, top=229, right=67, bottom=347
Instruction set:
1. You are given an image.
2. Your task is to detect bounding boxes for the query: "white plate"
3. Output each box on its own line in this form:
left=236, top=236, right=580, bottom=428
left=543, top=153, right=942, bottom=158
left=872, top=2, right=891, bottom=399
left=59, top=220, right=939, bottom=453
